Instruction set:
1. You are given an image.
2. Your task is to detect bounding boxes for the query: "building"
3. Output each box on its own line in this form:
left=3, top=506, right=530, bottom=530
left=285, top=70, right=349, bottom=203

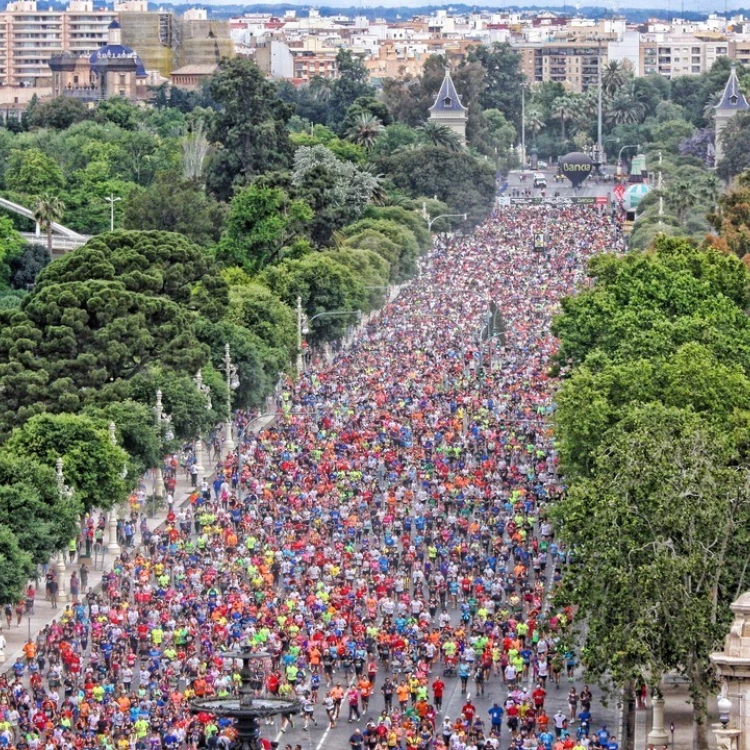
left=49, top=19, right=147, bottom=100
left=428, top=69, right=467, bottom=144
left=117, top=11, right=233, bottom=79
left=0, top=0, right=116, bottom=87
left=714, top=64, right=750, bottom=165
left=515, top=39, right=608, bottom=94
left=170, top=63, right=217, bottom=90
left=639, top=34, right=729, bottom=78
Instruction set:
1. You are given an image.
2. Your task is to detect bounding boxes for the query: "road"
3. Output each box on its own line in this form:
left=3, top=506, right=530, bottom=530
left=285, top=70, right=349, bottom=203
left=269, top=644, right=620, bottom=750
left=502, top=168, right=616, bottom=201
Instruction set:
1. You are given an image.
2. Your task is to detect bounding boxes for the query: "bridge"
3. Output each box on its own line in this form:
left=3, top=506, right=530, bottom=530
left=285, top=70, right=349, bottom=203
left=0, top=197, right=90, bottom=254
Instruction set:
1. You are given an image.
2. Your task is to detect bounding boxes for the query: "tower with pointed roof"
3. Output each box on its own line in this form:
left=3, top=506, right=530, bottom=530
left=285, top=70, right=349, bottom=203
left=428, top=68, right=467, bottom=145
left=715, top=64, right=750, bottom=166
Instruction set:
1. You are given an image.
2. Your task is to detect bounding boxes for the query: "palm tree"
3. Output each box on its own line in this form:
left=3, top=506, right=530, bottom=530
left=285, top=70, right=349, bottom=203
left=605, top=85, right=647, bottom=125
left=345, top=113, right=384, bottom=149
left=665, top=179, right=700, bottom=224
left=551, top=96, right=575, bottom=141
left=418, top=121, right=463, bottom=151
left=601, top=60, right=629, bottom=97
left=33, top=194, right=65, bottom=254
left=525, top=109, right=545, bottom=145
left=702, top=90, right=721, bottom=124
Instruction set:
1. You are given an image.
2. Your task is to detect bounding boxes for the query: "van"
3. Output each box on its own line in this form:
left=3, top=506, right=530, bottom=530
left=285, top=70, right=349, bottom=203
left=533, top=173, right=547, bottom=188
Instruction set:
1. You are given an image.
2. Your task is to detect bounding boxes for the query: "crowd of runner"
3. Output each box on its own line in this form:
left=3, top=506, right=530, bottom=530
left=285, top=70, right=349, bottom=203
left=0, top=207, right=626, bottom=750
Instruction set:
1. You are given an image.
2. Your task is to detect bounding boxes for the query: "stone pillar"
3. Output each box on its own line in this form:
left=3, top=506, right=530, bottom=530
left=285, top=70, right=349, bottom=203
left=56, top=553, right=68, bottom=602
left=647, top=696, right=669, bottom=746
left=107, top=510, right=120, bottom=555
left=194, top=435, right=206, bottom=486
left=711, top=591, right=750, bottom=749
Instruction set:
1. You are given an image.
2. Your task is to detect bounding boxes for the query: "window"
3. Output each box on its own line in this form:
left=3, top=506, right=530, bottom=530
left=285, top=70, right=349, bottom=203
left=443, top=96, right=451, bottom=106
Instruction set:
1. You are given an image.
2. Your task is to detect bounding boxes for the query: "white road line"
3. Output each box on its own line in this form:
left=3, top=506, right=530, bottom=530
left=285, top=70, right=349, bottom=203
left=315, top=726, right=331, bottom=750
left=274, top=731, right=284, bottom=744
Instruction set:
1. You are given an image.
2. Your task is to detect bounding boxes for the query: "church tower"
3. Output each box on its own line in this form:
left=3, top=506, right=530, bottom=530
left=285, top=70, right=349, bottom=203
left=715, top=64, right=749, bottom=166
left=428, top=68, right=467, bottom=145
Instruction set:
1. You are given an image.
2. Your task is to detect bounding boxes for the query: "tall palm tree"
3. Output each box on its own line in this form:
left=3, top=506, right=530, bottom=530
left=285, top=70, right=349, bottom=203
left=418, top=121, right=463, bottom=152
left=525, top=109, right=545, bottom=145
left=345, top=113, right=384, bottom=149
left=551, top=96, right=575, bottom=141
left=33, top=194, right=65, bottom=254
left=601, top=60, right=629, bottom=97
left=605, top=85, right=647, bottom=125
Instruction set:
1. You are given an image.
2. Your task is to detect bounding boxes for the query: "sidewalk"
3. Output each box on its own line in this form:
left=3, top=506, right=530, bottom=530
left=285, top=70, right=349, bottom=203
left=0, top=411, right=279, bottom=672
left=635, top=679, right=716, bottom=750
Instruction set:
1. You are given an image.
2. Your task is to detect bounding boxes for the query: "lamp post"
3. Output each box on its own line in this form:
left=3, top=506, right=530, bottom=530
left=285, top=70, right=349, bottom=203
left=421, top=203, right=468, bottom=232
left=521, top=82, right=527, bottom=169
left=154, top=390, right=170, bottom=502
left=193, top=370, right=212, bottom=486
left=617, top=144, right=640, bottom=177
left=104, top=193, right=121, bottom=232
left=222, top=343, right=239, bottom=456
left=296, top=296, right=305, bottom=377
left=713, top=692, right=741, bottom=750
left=299, top=308, right=363, bottom=374
left=55, top=457, right=71, bottom=602
left=106, top=423, right=122, bottom=555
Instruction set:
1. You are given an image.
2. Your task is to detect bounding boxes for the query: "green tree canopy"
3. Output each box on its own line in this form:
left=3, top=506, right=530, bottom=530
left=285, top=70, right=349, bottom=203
left=5, top=413, right=132, bottom=512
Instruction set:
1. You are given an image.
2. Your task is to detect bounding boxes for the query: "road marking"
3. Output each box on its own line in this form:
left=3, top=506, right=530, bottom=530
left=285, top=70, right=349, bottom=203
left=315, top=726, right=331, bottom=750
left=274, top=731, right=284, bottom=744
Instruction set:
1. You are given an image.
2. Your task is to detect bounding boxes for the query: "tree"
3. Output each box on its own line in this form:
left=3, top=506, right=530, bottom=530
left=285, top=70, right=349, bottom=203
left=224, top=281, right=297, bottom=367
left=205, top=58, right=294, bottom=200
left=94, top=98, right=140, bottom=130
left=5, top=413, right=132, bottom=512
left=553, top=403, right=747, bottom=750
left=261, top=254, right=366, bottom=343
left=36, top=230, right=228, bottom=322
left=122, top=171, right=226, bottom=246
left=718, top=113, right=750, bottom=181
left=551, top=96, right=575, bottom=141
left=418, top=122, right=463, bottom=151
left=291, top=145, right=380, bottom=245
left=0, top=454, right=82, bottom=565
left=665, top=178, right=700, bottom=223
left=346, top=113, right=384, bottom=149
left=9, top=242, right=49, bottom=290
left=0, top=526, right=33, bottom=605
left=326, top=50, right=375, bottom=131
left=33, top=194, right=65, bottom=254
left=4, top=148, right=65, bottom=195
left=605, top=84, right=647, bottom=125
left=709, top=171, right=750, bottom=258
left=217, top=184, right=313, bottom=271
left=374, top=146, right=495, bottom=225
left=465, top=43, right=524, bottom=127
left=525, top=109, right=545, bottom=145
left=601, top=59, right=630, bottom=96
left=82, top=400, right=161, bottom=480
left=26, top=96, right=88, bottom=130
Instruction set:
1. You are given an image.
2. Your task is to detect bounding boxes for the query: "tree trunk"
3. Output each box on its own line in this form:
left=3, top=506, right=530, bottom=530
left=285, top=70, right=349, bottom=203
left=692, top=698, right=709, bottom=750
left=561, top=116, right=566, bottom=141
left=46, top=223, right=52, bottom=254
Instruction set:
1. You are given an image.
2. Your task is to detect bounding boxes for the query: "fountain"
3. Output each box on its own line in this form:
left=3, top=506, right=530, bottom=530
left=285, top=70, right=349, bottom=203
left=189, top=651, right=302, bottom=750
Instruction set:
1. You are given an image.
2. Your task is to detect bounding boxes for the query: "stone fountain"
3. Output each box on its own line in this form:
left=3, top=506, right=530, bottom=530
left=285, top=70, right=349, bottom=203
left=189, top=651, right=302, bottom=750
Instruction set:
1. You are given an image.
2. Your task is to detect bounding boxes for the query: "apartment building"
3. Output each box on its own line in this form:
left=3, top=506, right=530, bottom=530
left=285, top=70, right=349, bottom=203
left=0, top=0, right=116, bottom=87
left=516, top=39, right=609, bottom=94
left=639, top=34, right=729, bottom=77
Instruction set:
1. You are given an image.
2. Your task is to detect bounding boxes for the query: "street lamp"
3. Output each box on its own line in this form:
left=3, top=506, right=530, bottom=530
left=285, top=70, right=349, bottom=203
left=104, top=193, right=121, bottom=232
left=298, top=306, right=363, bottom=374
left=421, top=203, right=468, bottom=232
left=718, top=694, right=732, bottom=728
left=617, top=144, right=640, bottom=177
left=55, top=458, right=73, bottom=602
left=193, top=370, right=212, bottom=486
left=222, top=343, right=239, bottom=455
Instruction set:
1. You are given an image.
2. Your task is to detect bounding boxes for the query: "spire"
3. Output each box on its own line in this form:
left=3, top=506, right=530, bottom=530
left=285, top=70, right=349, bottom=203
left=716, top=64, right=750, bottom=112
left=429, top=68, right=467, bottom=114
